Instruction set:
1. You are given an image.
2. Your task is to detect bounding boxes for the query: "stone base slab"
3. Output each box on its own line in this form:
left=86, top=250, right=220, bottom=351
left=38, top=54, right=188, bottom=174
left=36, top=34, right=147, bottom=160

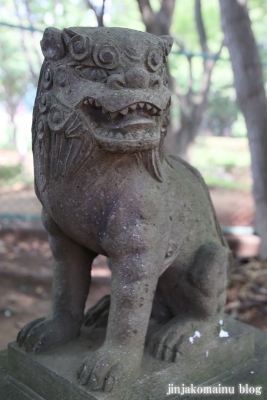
left=1, top=317, right=263, bottom=400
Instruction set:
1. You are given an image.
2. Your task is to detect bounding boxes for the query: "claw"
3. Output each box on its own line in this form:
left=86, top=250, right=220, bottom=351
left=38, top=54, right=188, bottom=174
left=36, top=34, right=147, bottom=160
left=104, top=375, right=115, bottom=392
left=79, top=363, right=90, bottom=385
left=88, top=373, right=99, bottom=390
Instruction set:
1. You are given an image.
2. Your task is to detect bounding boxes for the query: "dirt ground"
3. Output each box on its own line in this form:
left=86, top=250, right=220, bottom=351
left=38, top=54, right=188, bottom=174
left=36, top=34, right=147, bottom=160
left=0, top=229, right=111, bottom=351
left=0, top=186, right=266, bottom=351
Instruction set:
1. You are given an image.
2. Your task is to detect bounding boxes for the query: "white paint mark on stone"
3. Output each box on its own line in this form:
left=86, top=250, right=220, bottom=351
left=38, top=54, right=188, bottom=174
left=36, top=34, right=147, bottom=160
left=189, top=331, right=201, bottom=343
left=219, top=329, right=229, bottom=338
left=206, top=350, right=209, bottom=357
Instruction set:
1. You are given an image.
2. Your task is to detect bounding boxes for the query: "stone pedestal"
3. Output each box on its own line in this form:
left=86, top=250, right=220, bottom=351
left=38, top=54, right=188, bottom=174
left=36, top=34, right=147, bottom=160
left=2, top=317, right=266, bottom=400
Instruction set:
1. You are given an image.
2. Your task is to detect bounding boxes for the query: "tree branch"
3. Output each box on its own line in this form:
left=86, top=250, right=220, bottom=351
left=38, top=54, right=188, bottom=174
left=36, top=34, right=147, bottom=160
left=13, top=0, right=38, bottom=85
left=23, top=0, right=43, bottom=67
left=85, top=0, right=106, bottom=27
left=136, top=0, right=156, bottom=31
left=136, top=0, right=175, bottom=35
left=158, top=0, right=176, bottom=35
left=195, top=0, right=209, bottom=53
left=195, top=0, right=224, bottom=100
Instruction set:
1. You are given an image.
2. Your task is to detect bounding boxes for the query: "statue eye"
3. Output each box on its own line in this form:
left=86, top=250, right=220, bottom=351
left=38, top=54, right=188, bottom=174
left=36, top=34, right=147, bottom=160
left=90, top=69, right=108, bottom=82
left=147, top=48, right=163, bottom=72
left=75, top=66, right=108, bottom=82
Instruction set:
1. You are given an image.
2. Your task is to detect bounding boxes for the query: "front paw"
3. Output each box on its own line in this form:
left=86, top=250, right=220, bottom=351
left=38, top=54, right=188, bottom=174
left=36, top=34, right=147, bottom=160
left=77, top=345, right=141, bottom=392
left=148, top=318, right=216, bottom=362
left=17, top=316, right=81, bottom=353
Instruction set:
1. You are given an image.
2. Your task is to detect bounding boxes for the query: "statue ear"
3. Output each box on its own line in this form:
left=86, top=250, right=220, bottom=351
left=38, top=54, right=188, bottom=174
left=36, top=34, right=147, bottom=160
left=62, top=28, right=77, bottom=46
left=41, top=28, right=65, bottom=61
left=160, top=35, right=174, bottom=56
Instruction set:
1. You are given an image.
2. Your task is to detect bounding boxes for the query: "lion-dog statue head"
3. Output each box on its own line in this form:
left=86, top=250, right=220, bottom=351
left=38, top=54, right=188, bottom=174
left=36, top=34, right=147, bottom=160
left=33, top=27, right=173, bottom=191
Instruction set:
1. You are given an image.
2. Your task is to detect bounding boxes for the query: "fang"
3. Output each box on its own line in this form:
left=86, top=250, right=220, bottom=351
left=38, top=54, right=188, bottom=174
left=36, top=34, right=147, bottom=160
left=119, top=108, right=128, bottom=116
left=115, top=133, right=123, bottom=140
left=110, top=112, right=119, bottom=119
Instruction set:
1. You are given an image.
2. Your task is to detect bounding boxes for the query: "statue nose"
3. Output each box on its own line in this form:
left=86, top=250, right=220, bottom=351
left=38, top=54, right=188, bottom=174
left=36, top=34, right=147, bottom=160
left=125, top=67, right=150, bottom=89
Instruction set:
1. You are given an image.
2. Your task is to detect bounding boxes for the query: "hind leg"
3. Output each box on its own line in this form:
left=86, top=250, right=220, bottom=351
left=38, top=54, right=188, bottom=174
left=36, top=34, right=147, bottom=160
left=147, top=242, right=231, bottom=361
left=84, top=294, right=110, bottom=327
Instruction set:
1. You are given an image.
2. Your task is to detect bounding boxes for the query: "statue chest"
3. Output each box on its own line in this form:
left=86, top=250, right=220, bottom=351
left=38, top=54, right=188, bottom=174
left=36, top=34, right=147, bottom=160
left=41, top=170, right=164, bottom=255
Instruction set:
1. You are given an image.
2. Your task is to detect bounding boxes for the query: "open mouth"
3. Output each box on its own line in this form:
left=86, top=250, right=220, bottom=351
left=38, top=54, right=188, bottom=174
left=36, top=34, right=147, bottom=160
left=83, top=97, right=163, bottom=119
left=81, top=97, right=163, bottom=142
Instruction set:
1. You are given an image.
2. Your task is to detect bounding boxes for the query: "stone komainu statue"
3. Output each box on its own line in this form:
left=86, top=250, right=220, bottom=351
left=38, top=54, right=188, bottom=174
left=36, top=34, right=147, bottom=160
left=17, top=27, right=231, bottom=392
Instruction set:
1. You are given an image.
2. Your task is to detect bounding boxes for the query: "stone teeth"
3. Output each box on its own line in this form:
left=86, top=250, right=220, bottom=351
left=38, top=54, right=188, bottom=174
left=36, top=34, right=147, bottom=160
left=132, top=132, right=140, bottom=139
left=84, top=99, right=89, bottom=105
left=115, top=132, right=123, bottom=140
left=109, top=111, right=119, bottom=119
left=125, top=133, right=133, bottom=140
left=144, top=132, right=150, bottom=138
left=95, top=100, right=101, bottom=107
left=89, top=98, right=95, bottom=106
left=138, top=103, right=145, bottom=109
left=157, top=110, right=163, bottom=116
left=129, top=104, right=137, bottom=111
left=108, top=132, right=115, bottom=138
left=151, top=107, right=158, bottom=115
left=119, top=107, right=129, bottom=116
left=145, top=104, right=152, bottom=111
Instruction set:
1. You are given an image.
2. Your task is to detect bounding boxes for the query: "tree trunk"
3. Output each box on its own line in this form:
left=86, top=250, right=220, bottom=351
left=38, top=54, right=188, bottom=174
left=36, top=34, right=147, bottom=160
left=136, top=0, right=221, bottom=158
left=136, top=0, right=175, bottom=36
left=84, top=0, right=105, bottom=27
left=219, top=0, right=267, bottom=259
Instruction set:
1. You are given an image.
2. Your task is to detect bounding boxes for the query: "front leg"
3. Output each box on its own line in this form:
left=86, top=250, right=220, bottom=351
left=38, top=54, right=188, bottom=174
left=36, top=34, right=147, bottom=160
left=78, top=240, right=164, bottom=392
left=18, top=208, right=96, bottom=353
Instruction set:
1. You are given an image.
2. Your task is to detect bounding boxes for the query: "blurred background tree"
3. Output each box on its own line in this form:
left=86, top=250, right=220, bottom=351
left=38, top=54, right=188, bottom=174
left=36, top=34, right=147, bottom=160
left=220, top=0, right=267, bottom=259
left=1, top=0, right=267, bottom=256
left=1, top=0, right=263, bottom=151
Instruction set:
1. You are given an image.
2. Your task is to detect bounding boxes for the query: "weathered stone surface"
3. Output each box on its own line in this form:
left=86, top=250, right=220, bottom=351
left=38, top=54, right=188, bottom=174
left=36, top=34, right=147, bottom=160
left=7, top=317, right=256, bottom=400
left=15, top=26, right=233, bottom=395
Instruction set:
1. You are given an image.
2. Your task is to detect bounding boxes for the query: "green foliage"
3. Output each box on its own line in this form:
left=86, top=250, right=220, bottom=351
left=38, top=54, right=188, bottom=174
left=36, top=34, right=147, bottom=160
left=191, top=137, right=251, bottom=190
left=204, top=91, right=239, bottom=136
left=231, top=114, right=247, bottom=138
left=0, top=27, right=31, bottom=106
left=108, top=0, right=144, bottom=30
left=0, top=164, right=23, bottom=185
left=172, top=0, right=223, bottom=52
left=193, top=137, right=250, bottom=168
